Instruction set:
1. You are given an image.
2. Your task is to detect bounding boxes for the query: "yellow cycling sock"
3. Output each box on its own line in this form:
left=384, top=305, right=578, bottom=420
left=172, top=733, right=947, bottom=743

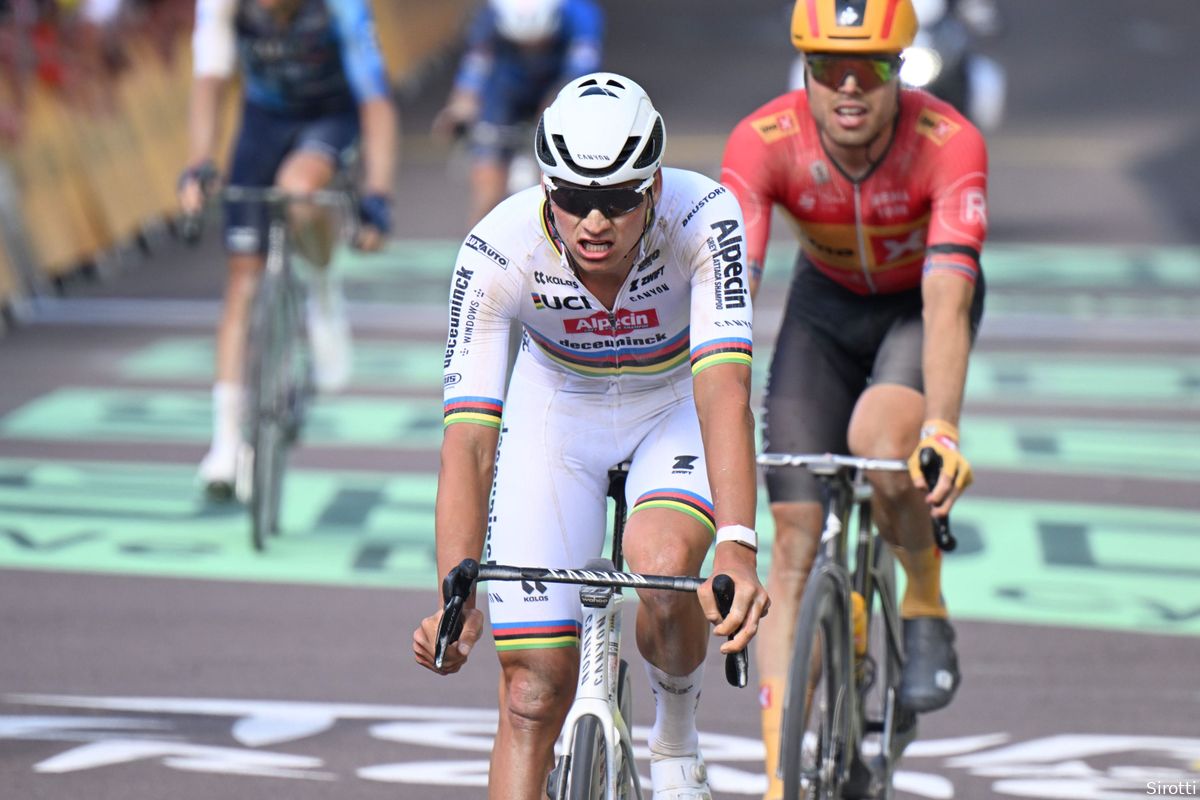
left=759, top=677, right=785, bottom=800
left=895, top=545, right=948, bottom=619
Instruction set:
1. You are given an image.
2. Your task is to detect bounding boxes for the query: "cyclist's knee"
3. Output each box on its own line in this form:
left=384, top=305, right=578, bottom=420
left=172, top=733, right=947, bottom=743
left=499, top=652, right=576, bottom=732
left=768, top=502, right=823, bottom=576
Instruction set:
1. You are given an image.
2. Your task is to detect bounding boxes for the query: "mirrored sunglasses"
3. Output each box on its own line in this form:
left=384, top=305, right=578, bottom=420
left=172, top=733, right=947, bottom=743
left=806, top=54, right=902, bottom=92
left=545, top=177, right=652, bottom=219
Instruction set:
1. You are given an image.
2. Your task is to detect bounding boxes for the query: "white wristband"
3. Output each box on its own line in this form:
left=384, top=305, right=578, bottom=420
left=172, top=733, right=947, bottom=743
left=715, top=524, right=758, bottom=552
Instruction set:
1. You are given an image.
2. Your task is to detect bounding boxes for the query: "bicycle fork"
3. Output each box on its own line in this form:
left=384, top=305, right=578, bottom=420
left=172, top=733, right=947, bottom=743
left=548, top=586, right=641, bottom=799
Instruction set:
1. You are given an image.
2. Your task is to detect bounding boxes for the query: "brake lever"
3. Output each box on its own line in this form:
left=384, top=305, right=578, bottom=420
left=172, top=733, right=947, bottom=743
left=918, top=447, right=958, bottom=552
left=712, top=573, right=749, bottom=688
left=433, top=558, right=479, bottom=670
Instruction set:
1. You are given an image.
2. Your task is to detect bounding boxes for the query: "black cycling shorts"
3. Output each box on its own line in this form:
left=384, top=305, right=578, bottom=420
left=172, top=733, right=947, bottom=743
left=762, top=257, right=985, bottom=503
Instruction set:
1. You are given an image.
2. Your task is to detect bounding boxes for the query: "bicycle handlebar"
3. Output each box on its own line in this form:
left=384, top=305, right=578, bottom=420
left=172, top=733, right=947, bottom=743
left=757, top=449, right=957, bottom=552
left=433, top=558, right=749, bottom=687
left=177, top=185, right=355, bottom=246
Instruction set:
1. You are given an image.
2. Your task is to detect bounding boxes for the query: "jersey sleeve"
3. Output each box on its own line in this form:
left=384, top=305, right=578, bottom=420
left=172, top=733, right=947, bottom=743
left=719, top=114, right=778, bottom=276
left=326, top=0, right=391, bottom=102
left=453, top=9, right=497, bottom=94
left=560, top=0, right=603, bottom=80
left=923, top=121, right=989, bottom=283
left=682, top=183, right=754, bottom=376
left=191, top=0, right=236, bottom=78
left=442, top=229, right=522, bottom=429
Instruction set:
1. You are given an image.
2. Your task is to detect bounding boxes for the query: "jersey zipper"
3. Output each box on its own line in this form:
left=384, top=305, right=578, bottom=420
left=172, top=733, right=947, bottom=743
left=853, top=183, right=877, bottom=294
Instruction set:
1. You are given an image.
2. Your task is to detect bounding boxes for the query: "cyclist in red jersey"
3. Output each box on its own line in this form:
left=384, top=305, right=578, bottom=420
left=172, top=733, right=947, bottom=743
left=720, top=1, right=987, bottom=796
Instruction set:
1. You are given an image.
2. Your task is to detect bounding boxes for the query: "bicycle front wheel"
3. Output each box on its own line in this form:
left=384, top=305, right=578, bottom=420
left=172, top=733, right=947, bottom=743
left=781, top=567, right=853, bottom=800
left=244, top=265, right=301, bottom=550
left=566, top=660, right=635, bottom=800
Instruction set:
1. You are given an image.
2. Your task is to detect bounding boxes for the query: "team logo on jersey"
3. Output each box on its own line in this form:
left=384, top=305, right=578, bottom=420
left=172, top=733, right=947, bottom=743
left=465, top=234, right=509, bottom=269
left=564, top=309, right=660, bottom=336
left=532, top=293, right=593, bottom=311
left=709, top=219, right=748, bottom=310
left=750, top=110, right=801, bottom=143
left=915, top=109, right=962, bottom=146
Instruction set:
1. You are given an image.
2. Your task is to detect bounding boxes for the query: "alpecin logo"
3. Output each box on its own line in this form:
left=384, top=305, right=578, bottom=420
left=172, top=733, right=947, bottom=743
left=564, top=309, right=660, bottom=336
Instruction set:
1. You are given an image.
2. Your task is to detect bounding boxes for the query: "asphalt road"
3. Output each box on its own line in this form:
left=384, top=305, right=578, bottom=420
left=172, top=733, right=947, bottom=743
left=1, top=2, right=1199, bottom=799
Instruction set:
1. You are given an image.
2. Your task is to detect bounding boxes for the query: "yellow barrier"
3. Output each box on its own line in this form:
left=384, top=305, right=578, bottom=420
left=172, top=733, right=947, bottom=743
left=0, top=2, right=474, bottom=302
left=0, top=227, right=18, bottom=306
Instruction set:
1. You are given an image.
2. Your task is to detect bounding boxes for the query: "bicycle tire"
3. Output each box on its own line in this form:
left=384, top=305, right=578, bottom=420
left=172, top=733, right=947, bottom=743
left=862, top=545, right=914, bottom=800
left=566, top=659, right=634, bottom=800
left=781, top=567, right=853, bottom=800
left=245, top=265, right=299, bottom=549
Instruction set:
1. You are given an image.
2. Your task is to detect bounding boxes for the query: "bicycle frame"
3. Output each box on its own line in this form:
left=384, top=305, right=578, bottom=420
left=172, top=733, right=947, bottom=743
left=758, top=452, right=917, bottom=799
left=434, top=466, right=745, bottom=799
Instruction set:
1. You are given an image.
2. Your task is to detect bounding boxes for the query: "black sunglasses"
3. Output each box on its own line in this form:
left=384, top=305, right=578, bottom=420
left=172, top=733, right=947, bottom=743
left=806, top=54, right=902, bottom=92
left=545, top=178, right=652, bottom=219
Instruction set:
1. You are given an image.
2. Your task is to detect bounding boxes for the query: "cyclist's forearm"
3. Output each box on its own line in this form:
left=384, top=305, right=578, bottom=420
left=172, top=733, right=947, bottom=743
left=434, top=425, right=499, bottom=593
left=358, top=96, right=398, bottom=196
left=186, top=76, right=226, bottom=167
left=693, top=365, right=757, bottom=529
left=920, top=273, right=974, bottom=425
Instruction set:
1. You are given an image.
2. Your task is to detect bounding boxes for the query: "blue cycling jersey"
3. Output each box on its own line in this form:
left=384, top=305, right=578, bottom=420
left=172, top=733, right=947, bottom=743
left=193, top=0, right=390, bottom=116
left=453, top=0, right=603, bottom=96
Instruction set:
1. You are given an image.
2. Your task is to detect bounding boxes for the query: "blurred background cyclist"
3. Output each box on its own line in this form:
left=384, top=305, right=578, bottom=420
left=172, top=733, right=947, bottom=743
left=177, top=0, right=398, bottom=499
left=431, top=0, right=603, bottom=228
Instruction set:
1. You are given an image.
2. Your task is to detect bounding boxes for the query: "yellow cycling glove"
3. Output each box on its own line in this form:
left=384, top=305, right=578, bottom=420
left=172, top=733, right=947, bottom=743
left=908, top=419, right=973, bottom=491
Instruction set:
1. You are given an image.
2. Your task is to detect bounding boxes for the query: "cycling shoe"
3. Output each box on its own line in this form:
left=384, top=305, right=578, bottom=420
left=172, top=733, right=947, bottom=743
left=650, top=753, right=711, bottom=799
left=899, top=616, right=961, bottom=712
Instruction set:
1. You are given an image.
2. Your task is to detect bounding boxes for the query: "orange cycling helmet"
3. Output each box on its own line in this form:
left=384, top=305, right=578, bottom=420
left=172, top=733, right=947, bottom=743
left=791, top=0, right=918, bottom=54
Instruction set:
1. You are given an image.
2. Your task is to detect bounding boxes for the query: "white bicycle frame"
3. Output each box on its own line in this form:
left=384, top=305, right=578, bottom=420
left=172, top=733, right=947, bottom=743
left=555, top=583, right=641, bottom=798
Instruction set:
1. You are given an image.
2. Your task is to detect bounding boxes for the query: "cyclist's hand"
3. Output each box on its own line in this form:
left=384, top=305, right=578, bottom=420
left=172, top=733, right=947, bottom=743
left=701, top=543, right=770, bottom=655
left=353, top=193, right=391, bottom=252
left=908, top=418, right=973, bottom=517
left=431, top=92, right=479, bottom=139
left=412, top=605, right=483, bottom=675
left=177, top=161, right=218, bottom=215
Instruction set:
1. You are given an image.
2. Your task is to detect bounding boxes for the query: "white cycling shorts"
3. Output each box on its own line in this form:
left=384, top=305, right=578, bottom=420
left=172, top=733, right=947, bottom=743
left=484, top=354, right=714, bottom=653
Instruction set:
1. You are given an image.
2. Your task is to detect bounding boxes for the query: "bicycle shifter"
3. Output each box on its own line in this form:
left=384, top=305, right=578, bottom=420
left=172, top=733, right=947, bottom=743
left=712, top=574, right=749, bottom=688
left=434, top=558, right=480, bottom=669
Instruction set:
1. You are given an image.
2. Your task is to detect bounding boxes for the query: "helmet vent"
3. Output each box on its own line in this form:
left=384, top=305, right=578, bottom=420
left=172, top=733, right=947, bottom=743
left=552, top=134, right=641, bottom=178
left=632, top=118, right=664, bottom=170
left=835, top=0, right=867, bottom=26
left=535, top=118, right=557, bottom=167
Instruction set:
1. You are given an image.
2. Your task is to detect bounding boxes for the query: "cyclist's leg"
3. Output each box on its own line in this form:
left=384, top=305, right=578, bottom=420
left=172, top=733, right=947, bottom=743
left=279, top=110, right=360, bottom=392
left=757, top=271, right=865, bottom=799
left=200, top=104, right=292, bottom=490
left=619, top=393, right=718, bottom=797
left=485, top=359, right=614, bottom=798
left=848, top=303, right=956, bottom=713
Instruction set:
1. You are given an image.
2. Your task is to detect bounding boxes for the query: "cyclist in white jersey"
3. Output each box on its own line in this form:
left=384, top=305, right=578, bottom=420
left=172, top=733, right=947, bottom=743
left=413, top=72, right=770, bottom=800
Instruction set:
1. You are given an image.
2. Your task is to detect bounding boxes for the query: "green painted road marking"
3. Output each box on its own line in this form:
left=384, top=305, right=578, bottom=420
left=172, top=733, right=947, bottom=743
left=119, top=337, right=1200, bottom=409
left=0, top=459, right=1197, bottom=636
left=4, top=389, right=1198, bottom=478
left=0, top=388, right=442, bottom=448
left=966, top=353, right=1200, bottom=407
left=122, top=337, right=444, bottom=387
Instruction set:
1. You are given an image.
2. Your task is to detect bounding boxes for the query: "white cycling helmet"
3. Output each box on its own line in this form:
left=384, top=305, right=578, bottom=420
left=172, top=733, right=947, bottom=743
left=491, top=0, right=563, bottom=44
left=535, top=72, right=666, bottom=187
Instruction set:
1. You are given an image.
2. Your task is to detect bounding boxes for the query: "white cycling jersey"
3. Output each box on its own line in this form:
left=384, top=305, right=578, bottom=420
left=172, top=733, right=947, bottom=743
left=442, top=168, right=754, bottom=650
left=442, top=167, right=753, bottom=425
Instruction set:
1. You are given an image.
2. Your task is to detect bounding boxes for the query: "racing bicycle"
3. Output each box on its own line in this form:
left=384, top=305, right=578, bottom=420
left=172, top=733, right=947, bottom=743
left=184, top=185, right=354, bottom=550
left=435, top=464, right=749, bottom=799
left=755, top=449, right=956, bottom=800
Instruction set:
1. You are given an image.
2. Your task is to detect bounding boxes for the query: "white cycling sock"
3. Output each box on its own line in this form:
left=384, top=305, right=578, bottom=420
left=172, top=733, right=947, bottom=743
left=211, top=382, right=243, bottom=451
left=645, top=662, right=703, bottom=759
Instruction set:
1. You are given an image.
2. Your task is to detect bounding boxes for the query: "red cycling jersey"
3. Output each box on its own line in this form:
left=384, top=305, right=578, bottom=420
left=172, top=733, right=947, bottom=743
left=720, top=88, right=988, bottom=295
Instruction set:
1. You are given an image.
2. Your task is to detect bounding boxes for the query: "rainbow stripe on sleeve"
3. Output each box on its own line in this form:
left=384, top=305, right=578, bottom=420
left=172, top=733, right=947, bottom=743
left=443, top=396, right=504, bottom=428
left=493, top=618, right=581, bottom=651
left=630, top=488, right=716, bottom=535
left=690, top=337, right=753, bottom=375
